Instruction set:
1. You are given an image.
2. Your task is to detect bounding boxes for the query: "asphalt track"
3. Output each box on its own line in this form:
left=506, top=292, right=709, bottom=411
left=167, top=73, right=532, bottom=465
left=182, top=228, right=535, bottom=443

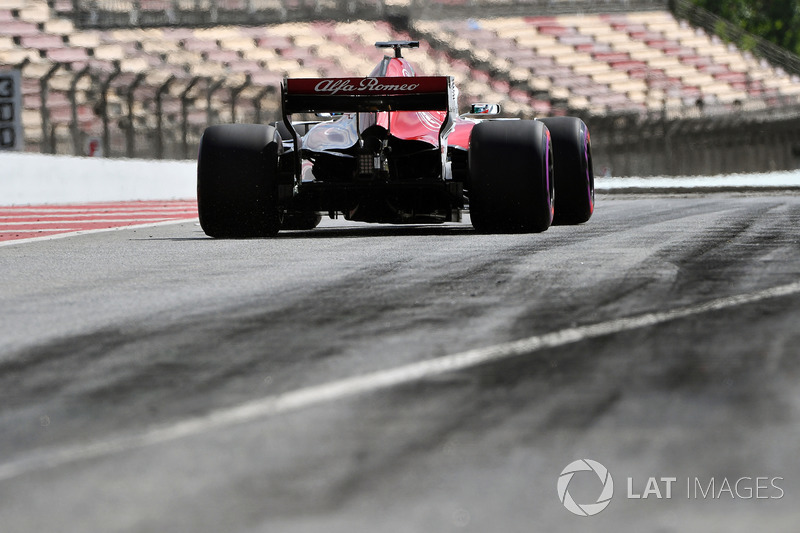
left=1, top=190, right=800, bottom=532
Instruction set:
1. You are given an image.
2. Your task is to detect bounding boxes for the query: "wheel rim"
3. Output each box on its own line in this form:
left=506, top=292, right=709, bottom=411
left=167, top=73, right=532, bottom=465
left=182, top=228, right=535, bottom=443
left=584, top=128, right=595, bottom=210
left=547, top=129, right=555, bottom=219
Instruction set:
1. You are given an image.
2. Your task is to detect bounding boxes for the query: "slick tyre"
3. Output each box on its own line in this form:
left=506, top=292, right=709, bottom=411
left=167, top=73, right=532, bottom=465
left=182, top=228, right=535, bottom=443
left=539, top=117, right=594, bottom=225
left=468, top=119, right=554, bottom=233
left=197, top=124, right=282, bottom=238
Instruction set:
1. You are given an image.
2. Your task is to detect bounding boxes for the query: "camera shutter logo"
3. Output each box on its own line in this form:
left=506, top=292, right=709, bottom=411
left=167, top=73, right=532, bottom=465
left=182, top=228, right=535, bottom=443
left=557, top=459, right=614, bottom=516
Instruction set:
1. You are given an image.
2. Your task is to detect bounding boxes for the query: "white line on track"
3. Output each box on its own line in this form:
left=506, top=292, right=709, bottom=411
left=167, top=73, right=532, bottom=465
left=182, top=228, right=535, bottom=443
left=0, top=206, right=195, bottom=215
left=0, top=212, right=196, bottom=219
left=0, top=218, right=188, bottom=225
left=0, top=218, right=199, bottom=247
left=2, top=279, right=799, bottom=481
left=0, top=211, right=191, bottom=217
left=0, top=206, right=194, bottom=213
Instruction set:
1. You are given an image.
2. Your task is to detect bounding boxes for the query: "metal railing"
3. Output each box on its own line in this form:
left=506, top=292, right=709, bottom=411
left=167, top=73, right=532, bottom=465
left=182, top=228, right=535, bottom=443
left=19, top=60, right=281, bottom=159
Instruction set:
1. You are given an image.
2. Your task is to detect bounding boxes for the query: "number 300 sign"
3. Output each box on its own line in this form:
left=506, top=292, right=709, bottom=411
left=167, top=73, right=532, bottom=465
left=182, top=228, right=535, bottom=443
left=0, top=70, right=22, bottom=151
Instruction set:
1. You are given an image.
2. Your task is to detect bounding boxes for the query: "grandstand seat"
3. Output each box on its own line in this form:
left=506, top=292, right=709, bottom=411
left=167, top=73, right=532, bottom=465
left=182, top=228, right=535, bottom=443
left=226, top=60, right=264, bottom=75
left=191, top=62, right=228, bottom=77
left=19, top=34, right=65, bottom=50
left=47, top=47, right=90, bottom=63
left=194, top=27, right=243, bottom=41
left=573, top=63, right=611, bottom=76
left=160, top=27, right=196, bottom=40
left=593, top=51, right=629, bottom=63
left=204, top=49, right=241, bottom=63
left=700, top=63, right=732, bottom=76
left=679, top=35, right=711, bottom=49
left=0, top=48, right=41, bottom=64
left=49, top=0, right=72, bottom=14
left=611, top=60, right=648, bottom=72
left=18, top=2, right=50, bottom=23
left=679, top=54, right=710, bottom=68
left=218, top=36, right=257, bottom=52
left=0, top=35, right=13, bottom=51
left=1, top=20, right=42, bottom=38
left=103, top=60, right=139, bottom=81
left=242, top=47, right=278, bottom=63
left=43, top=18, right=75, bottom=36
left=558, top=34, right=594, bottom=47
left=68, top=32, right=102, bottom=49
left=140, top=38, right=179, bottom=55
left=254, top=35, right=293, bottom=51
left=293, top=33, right=328, bottom=48
left=181, top=37, right=219, bottom=53
left=554, top=52, right=593, bottom=67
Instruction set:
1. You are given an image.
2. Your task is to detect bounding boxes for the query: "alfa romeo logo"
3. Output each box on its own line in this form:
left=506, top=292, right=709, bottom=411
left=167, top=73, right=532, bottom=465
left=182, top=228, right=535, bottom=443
left=557, top=459, right=614, bottom=516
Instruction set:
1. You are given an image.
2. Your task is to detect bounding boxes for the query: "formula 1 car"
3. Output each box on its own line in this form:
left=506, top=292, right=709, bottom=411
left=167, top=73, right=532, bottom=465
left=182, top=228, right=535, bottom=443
left=197, top=41, right=594, bottom=236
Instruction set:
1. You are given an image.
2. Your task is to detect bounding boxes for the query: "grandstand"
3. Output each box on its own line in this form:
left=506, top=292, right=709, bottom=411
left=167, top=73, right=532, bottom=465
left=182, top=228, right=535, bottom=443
left=2, top=0, right=800, bottom=175
left=415, top=12, right=800, bottom=115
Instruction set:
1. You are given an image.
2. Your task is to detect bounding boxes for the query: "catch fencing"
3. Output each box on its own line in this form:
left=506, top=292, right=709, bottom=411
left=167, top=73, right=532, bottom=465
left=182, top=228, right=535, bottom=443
left=23, top=64, right=281, bottom=161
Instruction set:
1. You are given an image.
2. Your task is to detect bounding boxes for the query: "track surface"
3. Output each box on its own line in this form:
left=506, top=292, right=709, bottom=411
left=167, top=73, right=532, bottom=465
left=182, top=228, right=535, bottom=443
left=1, top=191, right=800, bottom=532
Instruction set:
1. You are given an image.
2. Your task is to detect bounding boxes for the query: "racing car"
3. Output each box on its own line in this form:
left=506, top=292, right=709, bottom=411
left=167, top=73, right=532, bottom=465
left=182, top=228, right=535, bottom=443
left=197, top=41, right=594, bottom=236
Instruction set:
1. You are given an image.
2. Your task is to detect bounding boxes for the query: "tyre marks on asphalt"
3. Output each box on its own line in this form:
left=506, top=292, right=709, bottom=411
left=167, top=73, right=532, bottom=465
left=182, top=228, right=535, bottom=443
left=2, top=278, right=799, bottom=483
left=0, top=200, right=198, bottom=245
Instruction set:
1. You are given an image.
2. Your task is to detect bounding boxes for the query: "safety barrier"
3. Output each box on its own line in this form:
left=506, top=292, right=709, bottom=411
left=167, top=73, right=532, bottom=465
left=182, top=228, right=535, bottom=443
left=588, top=105, right=800, bottom=176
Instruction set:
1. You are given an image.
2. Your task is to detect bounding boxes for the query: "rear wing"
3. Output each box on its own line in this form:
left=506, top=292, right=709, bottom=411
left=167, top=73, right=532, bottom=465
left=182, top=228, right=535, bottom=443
left=282, top=76, right=457, bottom=114
left=280, top=76, right=458, bottom=185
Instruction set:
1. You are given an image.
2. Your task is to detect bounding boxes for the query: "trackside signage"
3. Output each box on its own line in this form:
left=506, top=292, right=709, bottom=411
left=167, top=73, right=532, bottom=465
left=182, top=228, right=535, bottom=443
left=286, top=76, right=449, bottom=96
left=0, top=70, right=23, bottom=151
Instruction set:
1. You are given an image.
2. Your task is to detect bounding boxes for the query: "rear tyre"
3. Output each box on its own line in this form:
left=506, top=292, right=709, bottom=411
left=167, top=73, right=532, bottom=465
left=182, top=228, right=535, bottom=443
left=197, top=124, right=282, bottom=238
left=539, top=117, right=594, bottom=225
left=468, top=120, right=554, bottom=233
